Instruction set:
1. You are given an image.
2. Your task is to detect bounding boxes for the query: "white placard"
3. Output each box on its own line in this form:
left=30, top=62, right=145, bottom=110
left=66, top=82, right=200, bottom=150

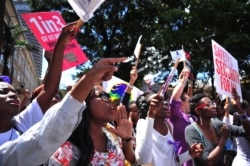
left=212, top=40, right=242, bottom=99
left=68, top=0, right=105, bottom=22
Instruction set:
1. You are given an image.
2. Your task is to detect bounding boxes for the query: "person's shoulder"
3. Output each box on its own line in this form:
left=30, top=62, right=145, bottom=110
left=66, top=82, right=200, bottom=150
left=185, top=123, right=197, bottom=133
left=186, top=122, right=194, bottom=128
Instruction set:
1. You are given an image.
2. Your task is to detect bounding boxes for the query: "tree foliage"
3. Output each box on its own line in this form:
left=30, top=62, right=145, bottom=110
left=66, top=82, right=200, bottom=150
left=28, top=0, right=250, bottom=90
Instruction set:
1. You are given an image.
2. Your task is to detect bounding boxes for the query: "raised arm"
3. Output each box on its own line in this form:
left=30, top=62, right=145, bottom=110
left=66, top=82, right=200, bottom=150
left=171, top=67, right=189, bottom=101
left=37, top=22, right=79, bottom=113
left=121, top=66, right=138, bottom=112
left=0, top=57, right=127, bottom=166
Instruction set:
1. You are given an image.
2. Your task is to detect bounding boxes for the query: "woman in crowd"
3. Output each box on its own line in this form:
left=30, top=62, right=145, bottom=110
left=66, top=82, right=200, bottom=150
left=135, top=91, right=203, bottom=166
left=45, top=85, right=135, bottom=165
left=169, top=66, right=195, bottom=166
left=185, top=92, right=250, bottom=166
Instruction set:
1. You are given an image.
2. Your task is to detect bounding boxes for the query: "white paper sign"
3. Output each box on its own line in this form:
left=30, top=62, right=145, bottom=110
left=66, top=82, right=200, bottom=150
left=68, top=0, right=105, bottom=22
left=212, top=40, right=242, bottom=99
left=134, top=35, right=142, bottom=59
left=170, top=49, right=186, bottom=62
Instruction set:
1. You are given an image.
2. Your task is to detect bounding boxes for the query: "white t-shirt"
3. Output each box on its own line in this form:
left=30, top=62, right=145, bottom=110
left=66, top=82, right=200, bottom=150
left=0, top=98, right=43, bottom=146
left=135, top=118, right=176, bottom=166
left=232, top=117, right=250, bottom=166
left=0, top=94, right=86, bottom=166
left=0, top=128, right=20, bottom=146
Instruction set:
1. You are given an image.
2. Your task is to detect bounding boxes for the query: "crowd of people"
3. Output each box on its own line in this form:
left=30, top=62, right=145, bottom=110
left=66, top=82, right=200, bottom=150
left=1, top=20, right=250, bottom=166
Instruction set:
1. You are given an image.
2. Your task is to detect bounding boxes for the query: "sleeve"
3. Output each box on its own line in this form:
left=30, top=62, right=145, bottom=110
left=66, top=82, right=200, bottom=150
left=228, top=124, right=247, bottom=137
left=178, top=151, right=192, bottom=165
left=169, top=98, right=182, bottom=123
left=13, top=98, right=43, bottom=132
left=135, top=118, right=154, bottom=164
left=185, top=124, right=209, bottom=164
left=223, top=116, right=231, bottom=125
left=213, top=118, right=247, bottom=137
left=0, top=94, right=86, bottom=166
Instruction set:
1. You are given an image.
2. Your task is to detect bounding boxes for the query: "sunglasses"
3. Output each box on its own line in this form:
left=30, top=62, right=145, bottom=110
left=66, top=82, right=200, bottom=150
left=96, top=91, right=111, bottom=102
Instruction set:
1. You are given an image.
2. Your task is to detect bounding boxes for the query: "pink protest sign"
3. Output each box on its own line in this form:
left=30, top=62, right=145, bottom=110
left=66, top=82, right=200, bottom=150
left=21, top=12, right=88, bottom=71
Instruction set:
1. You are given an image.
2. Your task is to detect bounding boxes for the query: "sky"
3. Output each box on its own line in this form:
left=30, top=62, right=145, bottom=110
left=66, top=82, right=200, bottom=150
left=41, top=56, right=77, bottom=90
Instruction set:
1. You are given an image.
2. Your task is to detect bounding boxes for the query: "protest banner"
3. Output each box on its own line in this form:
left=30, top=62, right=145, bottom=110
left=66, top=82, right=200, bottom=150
left=212, top=40, right=242, bottom=99
left=67, top=0, right=106, bottom=26
left=21, top=12, right=88, bottom=71
left=102, top=76, right=143, bottom=101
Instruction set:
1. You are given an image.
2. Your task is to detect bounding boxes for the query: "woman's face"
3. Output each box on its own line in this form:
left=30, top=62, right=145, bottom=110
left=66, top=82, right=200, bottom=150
left=148, top=94, right=170, bottom=118
left=196, top=97, right=217, bottom=118
left=88, top=85, right=117, bottom=123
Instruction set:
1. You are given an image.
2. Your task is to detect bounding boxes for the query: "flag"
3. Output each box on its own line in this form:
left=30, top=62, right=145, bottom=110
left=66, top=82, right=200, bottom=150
left=67, top=0, right=106, bottom=22
left=102, top=76, right=143, bottom=101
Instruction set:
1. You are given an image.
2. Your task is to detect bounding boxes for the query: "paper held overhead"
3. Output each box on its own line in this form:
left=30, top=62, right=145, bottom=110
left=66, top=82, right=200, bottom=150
left=134, top=35, right=142, bottom=67
left=67, top=0, right=106, bottom=26
left=134, top=35, right=142, bottom=59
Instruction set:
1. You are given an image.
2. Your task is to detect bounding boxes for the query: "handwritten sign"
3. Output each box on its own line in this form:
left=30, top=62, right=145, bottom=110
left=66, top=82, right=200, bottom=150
left=212, top=40, right=242, bottom=99
left=21, top=12, right=88, bottom=71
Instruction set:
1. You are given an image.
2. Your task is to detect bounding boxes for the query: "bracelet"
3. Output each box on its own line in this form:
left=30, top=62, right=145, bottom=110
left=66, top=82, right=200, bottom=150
left=122, top=137, right=132, bottom=143
left=127, top=84, right=134, bottom=89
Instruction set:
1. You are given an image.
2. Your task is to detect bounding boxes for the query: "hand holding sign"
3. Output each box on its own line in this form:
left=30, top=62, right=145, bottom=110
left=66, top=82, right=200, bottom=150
left=67, top=0, right=106, bottom=27
left=159, top=59, right=180, bottom=97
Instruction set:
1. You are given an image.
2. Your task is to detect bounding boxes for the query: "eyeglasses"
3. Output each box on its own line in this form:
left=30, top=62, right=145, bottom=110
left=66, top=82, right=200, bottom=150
left=196, top=102, right=216, bottom=110
left=96, top=92, right=111, bottom=102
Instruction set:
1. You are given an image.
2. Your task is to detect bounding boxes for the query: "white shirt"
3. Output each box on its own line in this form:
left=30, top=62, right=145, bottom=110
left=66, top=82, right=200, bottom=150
left=135, top=117, right=176, bottom=166
left=0, top=99, right=43, bottom=146
left=0, top=94, right=86, bottom=166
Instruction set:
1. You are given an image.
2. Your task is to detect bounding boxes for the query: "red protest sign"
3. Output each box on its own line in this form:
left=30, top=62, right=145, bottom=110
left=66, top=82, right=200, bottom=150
left=21, top=12, right=88, bottom=71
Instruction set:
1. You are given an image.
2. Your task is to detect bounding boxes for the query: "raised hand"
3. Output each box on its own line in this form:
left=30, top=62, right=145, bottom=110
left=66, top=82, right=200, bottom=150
left=129, top=66, right=138, bottom=85
left=86, top=57, right=127, bottom=86
left=147, top=94, right=164, bottom=118
left=57, top=21, right=79, bottom=46
left=107, top=104, right=133, bottom=139
left=220, top=124, right=230, bottom=141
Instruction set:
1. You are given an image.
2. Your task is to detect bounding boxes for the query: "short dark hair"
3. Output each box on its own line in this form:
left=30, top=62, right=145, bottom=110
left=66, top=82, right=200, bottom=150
left=136, top=91, right=155, bottom=119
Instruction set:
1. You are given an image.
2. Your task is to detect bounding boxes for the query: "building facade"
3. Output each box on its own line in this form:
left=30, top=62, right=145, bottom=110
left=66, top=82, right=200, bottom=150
left=1, top=0, right=41, bottom=92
